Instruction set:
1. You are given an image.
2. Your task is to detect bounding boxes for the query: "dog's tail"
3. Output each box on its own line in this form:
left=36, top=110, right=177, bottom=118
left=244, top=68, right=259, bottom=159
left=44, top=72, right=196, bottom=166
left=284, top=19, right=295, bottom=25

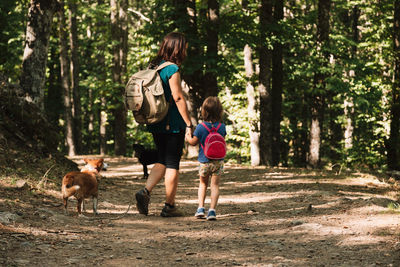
left=62, top=184, right=80, bottom=198
left=62, top=175, right=80, bottom=198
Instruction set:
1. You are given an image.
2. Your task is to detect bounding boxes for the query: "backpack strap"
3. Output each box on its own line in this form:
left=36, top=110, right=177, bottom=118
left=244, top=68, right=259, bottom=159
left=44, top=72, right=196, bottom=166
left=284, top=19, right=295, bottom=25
left=200, top=122, right=209, bottom=151
left=156, top=61, right=175, bottom=71
left=201, top=122, right=211, bottom=132
left=202, top=122, right=221, bottom=132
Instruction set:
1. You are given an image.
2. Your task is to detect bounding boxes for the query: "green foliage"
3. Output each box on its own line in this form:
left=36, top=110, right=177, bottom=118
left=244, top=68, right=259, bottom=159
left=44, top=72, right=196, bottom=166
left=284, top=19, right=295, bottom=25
left=1, top=0, right=398, bottom=169
left=220, top=88, right=251, bottom=163
left=0, top=1, right=27, bottom=82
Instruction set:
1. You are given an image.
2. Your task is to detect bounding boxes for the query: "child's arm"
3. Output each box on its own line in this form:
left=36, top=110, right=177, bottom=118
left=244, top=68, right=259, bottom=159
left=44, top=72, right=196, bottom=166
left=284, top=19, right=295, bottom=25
left=185, top=131, right=199, bottom=146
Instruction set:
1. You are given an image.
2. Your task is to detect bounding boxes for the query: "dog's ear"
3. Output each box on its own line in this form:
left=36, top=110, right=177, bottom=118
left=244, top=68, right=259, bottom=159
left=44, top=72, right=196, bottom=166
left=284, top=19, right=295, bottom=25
left=97, top=158, right=104, bottom=167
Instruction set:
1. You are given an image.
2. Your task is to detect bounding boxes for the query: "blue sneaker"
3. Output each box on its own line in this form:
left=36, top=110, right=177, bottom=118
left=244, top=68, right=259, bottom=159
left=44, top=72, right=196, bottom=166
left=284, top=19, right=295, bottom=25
left=195, top=207, right=205, bottom=218
left=206, top=209, right=217, bottom=220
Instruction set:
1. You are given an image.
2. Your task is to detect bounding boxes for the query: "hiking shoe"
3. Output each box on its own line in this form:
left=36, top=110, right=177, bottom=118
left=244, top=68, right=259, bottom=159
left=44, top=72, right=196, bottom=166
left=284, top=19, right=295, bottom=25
left=135, top=188, right=150, bottom=215
left=206, top=209, right=217, bottom=220
left=160, top=204, right=183, bottom=217
left=194, top=207, right=206, bottom=218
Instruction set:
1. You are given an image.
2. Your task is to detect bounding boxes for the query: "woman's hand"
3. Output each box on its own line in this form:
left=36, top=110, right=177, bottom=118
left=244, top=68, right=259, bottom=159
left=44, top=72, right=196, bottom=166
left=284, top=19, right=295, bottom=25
left=185, top=129, right=198, bottom=145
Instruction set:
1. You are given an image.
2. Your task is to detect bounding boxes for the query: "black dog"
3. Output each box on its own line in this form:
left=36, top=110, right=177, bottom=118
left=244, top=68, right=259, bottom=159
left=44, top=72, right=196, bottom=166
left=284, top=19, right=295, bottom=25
left=132, top=144, right=158, bottom=179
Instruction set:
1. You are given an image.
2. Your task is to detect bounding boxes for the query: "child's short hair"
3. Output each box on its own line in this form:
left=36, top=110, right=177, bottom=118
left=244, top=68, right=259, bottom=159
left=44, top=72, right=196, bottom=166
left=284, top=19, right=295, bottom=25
left=201, top=96, right=223, bottom=123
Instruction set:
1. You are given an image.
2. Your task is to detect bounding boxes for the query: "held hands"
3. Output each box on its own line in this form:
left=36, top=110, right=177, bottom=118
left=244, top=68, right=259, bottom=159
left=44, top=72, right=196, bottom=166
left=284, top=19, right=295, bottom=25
left=185, top=127, right=193, bottom=140
left=185, top=127, right=198, bottom=146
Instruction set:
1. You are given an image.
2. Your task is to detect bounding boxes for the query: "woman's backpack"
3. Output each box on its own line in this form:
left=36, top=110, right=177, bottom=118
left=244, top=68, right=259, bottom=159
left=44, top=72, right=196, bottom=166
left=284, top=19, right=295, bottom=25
left=124, top=62, right=174, bottom=124
left=201, top=122, right=226, bottom=160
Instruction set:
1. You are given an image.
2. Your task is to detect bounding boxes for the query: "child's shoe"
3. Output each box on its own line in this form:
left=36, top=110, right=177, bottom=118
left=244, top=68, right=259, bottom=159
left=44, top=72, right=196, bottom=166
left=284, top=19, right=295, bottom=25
left=206, top=209, right=217, bottom=220
left=194, top=207, right=205, bottom=218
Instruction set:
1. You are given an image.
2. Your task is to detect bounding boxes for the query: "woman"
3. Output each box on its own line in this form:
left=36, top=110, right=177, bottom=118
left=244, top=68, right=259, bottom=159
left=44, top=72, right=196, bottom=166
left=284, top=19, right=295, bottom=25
left=135, top=32, right=193, bottom=217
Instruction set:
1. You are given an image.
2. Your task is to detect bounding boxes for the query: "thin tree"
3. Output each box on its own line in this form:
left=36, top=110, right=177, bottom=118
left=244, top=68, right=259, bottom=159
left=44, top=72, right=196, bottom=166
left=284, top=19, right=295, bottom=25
left=388, top=0, right=400, bottom=170
left=97, top=0, right=108, bottom=155
left=244, top=44, right=260, bottom=166
left=308, top=0, right=331, bottom=168
left=204, top=0, right=219, bottom=98
left=59, top=0, right=75, bottom=156
left=110, top=0, right=127, bottom=156
left=68, top=0, right=82, bottom=154
left=259, top=0, right=273, bottom=166
left=344, top=6, right=360, bottom=153
left=271, top=0, right=284, bottom=166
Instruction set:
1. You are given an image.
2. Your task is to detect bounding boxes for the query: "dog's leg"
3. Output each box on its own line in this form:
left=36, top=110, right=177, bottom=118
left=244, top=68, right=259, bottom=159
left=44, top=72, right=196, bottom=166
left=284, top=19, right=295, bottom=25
left=82, top=199, right=86, bottom=213
left=63, top=197, right=69, bottom=215
left=77, top=198, right=83, bottom=214
left=93, top=196, right=99, bottom=215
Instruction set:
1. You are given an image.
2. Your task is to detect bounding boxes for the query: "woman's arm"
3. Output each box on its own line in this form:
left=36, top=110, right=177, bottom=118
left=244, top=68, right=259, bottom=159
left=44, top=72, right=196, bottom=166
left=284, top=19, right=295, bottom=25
left=169, top=71, right=192, bottom=128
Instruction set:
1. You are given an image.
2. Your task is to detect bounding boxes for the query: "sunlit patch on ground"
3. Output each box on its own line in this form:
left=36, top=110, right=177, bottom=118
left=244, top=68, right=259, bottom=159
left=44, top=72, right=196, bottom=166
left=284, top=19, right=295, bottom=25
left=1, top=157, right=400, bottom=266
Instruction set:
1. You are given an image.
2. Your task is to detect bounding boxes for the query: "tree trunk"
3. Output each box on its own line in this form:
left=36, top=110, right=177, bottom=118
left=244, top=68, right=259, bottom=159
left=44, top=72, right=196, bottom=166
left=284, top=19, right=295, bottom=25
left=344, top=6, right=360, bottom=151
left=171, top=0, right=200, bottom=158
left=95, top=0, right=108, bottom=155
left=110, top=0, right=127, bottom=156
left=203, top=0, right=219, bottom=98
left=388, top=0, right=400, bottom=170
left=20, top=0, right=59, bottom=110
left=59, top=0, right=75, bottom=156
left=100, top=97, right=107, bottom=155
left=259, top=0, right=273, bottom=166
left=45, top=43, right=62, bottom=125
left=271, top=0, right=284, bottom=166
left=68, top=0, right=82, bottom=155
left=175, top=0, right=204, bottom=121
left=244, top=44, right=260, bottom=166
left=308, top=0, right=331, bottom=168
left=344, top=97, right=354, bottom=150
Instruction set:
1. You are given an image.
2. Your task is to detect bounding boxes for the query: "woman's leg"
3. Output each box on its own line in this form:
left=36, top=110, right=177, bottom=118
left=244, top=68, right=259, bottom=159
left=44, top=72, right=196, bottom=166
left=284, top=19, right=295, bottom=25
left=163, top=131, right=185, bottom=205
left=136, top=133, right=167, bottom=215
left=209, top=175, right=220, bottom=210
left=164, top=168, right=179, bottom=205
left=145, top=163, right=166, bottom=193
left=198, top=175, right=209, bottom=208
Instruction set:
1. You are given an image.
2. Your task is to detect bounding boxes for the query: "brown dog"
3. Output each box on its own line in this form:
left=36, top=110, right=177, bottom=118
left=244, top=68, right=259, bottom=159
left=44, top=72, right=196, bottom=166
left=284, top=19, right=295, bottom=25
left=61, top=158, right=104, bottom=215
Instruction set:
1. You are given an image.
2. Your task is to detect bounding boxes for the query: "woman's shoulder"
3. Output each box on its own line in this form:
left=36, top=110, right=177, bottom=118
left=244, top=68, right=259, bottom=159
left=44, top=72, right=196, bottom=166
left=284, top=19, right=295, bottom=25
left=160, top=62, right=179, bottom=78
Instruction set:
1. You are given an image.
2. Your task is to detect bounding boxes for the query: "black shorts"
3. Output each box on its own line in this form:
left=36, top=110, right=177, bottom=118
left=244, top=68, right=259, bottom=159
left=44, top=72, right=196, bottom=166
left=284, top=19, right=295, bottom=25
left=152, top=131, right=185, bottom=170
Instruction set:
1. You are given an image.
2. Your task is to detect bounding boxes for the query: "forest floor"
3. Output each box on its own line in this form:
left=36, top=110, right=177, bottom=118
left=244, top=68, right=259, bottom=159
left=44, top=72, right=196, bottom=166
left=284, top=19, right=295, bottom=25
left=1, top=156, right=400, bottom=267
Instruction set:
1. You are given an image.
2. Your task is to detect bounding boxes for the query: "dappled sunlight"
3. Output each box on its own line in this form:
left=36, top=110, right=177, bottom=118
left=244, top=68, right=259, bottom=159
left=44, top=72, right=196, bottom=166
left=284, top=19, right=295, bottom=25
left=338, top=235, right=390, bottom=246
left=182, top=191, right=315, bottom=205
left=2, top=158, right=400, bottom=266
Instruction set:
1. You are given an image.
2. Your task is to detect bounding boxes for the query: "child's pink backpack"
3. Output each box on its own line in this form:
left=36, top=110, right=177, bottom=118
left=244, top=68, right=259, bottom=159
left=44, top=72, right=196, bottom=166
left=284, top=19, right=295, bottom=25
left=201, top=122, right=226, bottom=160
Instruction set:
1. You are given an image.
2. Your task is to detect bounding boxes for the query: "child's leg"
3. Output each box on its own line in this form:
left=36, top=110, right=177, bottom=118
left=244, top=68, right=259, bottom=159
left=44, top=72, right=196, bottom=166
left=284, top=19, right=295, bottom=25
left=198, top=175, right=209, bottom=208
left=209, top=174, right=220, bottom=210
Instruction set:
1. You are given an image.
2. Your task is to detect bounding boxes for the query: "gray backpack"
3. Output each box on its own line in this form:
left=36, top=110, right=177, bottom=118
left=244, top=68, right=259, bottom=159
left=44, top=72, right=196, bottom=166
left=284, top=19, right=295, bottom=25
left=124, top=62, right=174, bottom=124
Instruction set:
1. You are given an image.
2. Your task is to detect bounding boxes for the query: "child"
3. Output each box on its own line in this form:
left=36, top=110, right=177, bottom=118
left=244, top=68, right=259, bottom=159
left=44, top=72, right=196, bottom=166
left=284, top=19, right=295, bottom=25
left=186, top=96, right=226, bottom=220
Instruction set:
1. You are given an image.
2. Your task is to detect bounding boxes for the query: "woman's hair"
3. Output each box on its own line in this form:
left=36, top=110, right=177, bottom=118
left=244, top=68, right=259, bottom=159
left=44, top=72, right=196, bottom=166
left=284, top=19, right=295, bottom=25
left=152, top=32, right=187, bottom=66
left=201, top=96, right=223, bottom=123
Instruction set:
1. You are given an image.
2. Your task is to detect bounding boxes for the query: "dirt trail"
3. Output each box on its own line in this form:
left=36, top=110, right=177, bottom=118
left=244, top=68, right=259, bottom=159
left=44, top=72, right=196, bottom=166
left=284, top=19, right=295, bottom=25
left=1, top=156, right=400, bottom=266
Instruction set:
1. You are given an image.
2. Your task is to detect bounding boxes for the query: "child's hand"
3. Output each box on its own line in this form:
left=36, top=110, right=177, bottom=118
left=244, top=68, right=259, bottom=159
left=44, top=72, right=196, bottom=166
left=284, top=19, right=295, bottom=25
left=185, top=127, right=193, bottom=137
left=185, top=131, right=198, bottom=146
left=185, top=130, right=192, bottom=141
